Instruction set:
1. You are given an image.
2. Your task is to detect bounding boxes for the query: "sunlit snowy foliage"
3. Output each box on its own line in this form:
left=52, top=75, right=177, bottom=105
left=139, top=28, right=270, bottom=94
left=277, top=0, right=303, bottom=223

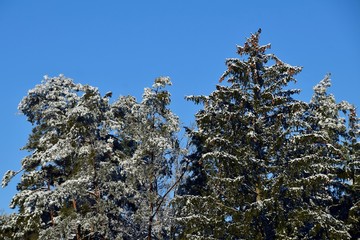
left=175, top=29, right=359, bottom=239
left=1, top=31, right=359, bottom=239
left=0, top=76, right=183, bottom=239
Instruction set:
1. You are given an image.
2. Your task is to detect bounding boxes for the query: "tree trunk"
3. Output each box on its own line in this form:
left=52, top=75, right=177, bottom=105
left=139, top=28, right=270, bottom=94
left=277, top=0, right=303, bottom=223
left=256, top=184, right=261, bottom=202
left=72, top=198, right=81, bottom=240
left=147, top=216, right=153, bottom=240
left=148, top=181, right=154, bottom=240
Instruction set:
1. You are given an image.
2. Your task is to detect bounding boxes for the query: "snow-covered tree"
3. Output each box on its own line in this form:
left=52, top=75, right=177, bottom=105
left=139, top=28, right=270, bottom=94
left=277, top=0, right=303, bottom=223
left=176, top=29, right=304, bottom=239
left=110, top=77, right=182, bottom=239
left=1, top=75, right=184, bottom=239
left=345, top=109, right=360, bottom=239
left=173, top=124, right=211, bottom=238
left=176, top=31, right=359, bottom=239
left=0, top=212, right=14, bottom=240
left=1, top=31, right=358, bottom=239
left=336, top=94, right=360, bottom=239
left=269, top=75, right=354, bottom=239
left=1, top=75, right=128, bottom=239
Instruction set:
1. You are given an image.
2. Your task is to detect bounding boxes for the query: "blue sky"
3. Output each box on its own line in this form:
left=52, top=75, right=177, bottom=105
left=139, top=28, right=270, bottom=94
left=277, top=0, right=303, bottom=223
left=0, top=1, right=359, bottom=212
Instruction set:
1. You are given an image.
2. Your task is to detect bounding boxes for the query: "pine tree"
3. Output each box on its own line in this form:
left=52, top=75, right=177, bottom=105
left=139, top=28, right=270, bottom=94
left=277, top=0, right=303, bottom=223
left=1, top=76, right=184, bottom=239
left=173, top=126, right=210, bottom=238
left=0, top=212, right=14, bottom=240
left=175, top=127, right=209, bottom=202
left=270, top=75, right=352, bottom=239
left=176, top=29, right=304, bottom=239
left=1, top=32, right=358, bottom=239
left=337, top=98, right=360, bottom=239
left=110, top=77, right=182, bottom=239
left=1, top=75, right=128, bottom=239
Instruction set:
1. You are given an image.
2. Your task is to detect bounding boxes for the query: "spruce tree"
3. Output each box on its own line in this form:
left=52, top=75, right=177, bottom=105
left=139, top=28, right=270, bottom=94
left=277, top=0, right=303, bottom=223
left=1, top=31, right=358, bottom=239
left=176, top=29, right=304, bottom=239
left=176, top=32, right=359, bottom=238
left=270, top=75, right=352, bottom=239
left=337, top=97, right=360, bottom=239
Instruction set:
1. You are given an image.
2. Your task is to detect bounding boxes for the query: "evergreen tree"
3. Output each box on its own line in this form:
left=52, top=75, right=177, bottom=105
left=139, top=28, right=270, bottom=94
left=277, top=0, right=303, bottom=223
left=176, top=29, right=304, bottom=239
left=176, top=32, right=359, bottom=238
left=1, top=75, right=129, bottom=239
left=270, top=75, right=352, bottom=239
left=1, top=31, right=358, bottom=239
left=173, top=126, right=210, bottom=238
left=176, top=127, right=209, bottom=198
left=1, top=76, right=184, bottom=240
left=110, top=77, right=182, bottom=239
left=0, top=212, right=14, bottom=240
left=337, top=98, right=360, bottom=239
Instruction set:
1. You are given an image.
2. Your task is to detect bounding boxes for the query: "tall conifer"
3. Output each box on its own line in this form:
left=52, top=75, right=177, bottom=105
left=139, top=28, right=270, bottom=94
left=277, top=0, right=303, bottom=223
left=177, top=29, right=303, bottom=239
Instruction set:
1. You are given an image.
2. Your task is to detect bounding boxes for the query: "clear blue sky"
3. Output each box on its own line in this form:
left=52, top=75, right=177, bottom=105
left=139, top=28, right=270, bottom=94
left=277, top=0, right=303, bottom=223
left=0, top=1, right=359, bottom=212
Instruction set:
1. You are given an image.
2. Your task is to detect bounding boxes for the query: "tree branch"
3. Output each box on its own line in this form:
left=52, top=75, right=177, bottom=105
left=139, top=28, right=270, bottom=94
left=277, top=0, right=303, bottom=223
left=151, top=160, right=189, bottom=220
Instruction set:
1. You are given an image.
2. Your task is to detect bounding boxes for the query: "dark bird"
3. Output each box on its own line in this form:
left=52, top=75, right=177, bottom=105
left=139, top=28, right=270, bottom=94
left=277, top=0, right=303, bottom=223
left=104, top=91, right=113, bottom=98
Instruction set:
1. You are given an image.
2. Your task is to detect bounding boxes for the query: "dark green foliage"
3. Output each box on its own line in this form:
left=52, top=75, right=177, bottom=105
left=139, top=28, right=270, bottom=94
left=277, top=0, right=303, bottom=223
left=176, top=29, right=303, bottom=239
left=176, top=30, right=359, bottom=239
left=1, top=31, right=359, bottom=239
